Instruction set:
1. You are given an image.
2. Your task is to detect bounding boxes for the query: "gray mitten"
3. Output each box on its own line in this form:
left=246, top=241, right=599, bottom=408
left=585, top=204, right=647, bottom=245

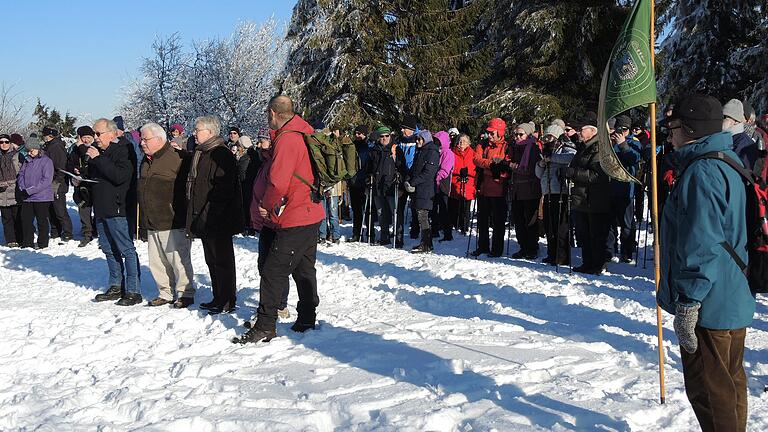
left=673, top=303, right=700, bottom=354
left=404, top=181, right=416, bottom=193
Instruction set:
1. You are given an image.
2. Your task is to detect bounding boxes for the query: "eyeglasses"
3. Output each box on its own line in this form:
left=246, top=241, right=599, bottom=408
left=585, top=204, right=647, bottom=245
left=140, top=136, right=158, bottom=143
left=564, top=127, right=573, bottom=132
left=379, top=134, right=390, bottom=138
left=94, top=131, right=111, bottom=137
left=0, top=140, right=10, bottom=144
left=515, top=133, right=526, bottom=137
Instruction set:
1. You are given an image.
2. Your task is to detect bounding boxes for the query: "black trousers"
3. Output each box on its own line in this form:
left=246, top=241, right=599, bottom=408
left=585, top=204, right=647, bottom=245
left=78, top=205, right=96, bottom=239
left=542, top=194, right=570, bottom=263
left=682, top=327, right=747, bottom=432
left=49, top=193, right=73, bottom=238
left=201, top=235, right=237, bottom=309
left=511, top=198, right=540, bottom=255
left=349, top=184, right=366, bottom=239
left=609, top=197, right=636, bottom=259
left=447, top=197, right=471, bottom=233
left=581, top=211, right=612, bottom=269
left=256, top=222, right=321, bottom=331
left=476, top=195, right=507, bottom=255
left=0, top=205, right=21, bottom=244
left=21, top=201, right=50, bottom=248
left=431, top=191, right=450, bottom=236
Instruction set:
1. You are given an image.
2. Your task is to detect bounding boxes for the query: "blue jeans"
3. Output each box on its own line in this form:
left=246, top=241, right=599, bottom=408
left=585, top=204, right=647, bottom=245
left=96, top=217, right=140, bottom=294
left=318, top=195, right=340, bottom=240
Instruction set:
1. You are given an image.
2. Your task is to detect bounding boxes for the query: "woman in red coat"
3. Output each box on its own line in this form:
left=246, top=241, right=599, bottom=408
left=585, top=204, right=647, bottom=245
left=448, top=133, right=476, bottom=234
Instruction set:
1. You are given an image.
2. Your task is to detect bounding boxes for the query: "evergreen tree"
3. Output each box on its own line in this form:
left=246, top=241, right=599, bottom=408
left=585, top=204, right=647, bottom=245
left=280, top=0, right=399, bottom=129
left=29, top=99, right=77, bottom=137
left=389, top=0, right=491, bottom=131
left=659, top=0, right=768, bottom=113
left=475, top=0, right=627, bottom=127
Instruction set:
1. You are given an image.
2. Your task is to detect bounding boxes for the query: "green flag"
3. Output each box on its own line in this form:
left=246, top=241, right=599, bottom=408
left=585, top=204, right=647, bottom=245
left=597, top=0, right=656, bottom=184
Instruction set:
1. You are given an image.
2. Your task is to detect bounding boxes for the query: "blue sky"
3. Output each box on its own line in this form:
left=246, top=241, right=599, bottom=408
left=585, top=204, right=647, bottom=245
left=0, top=0, right=297, bottom=125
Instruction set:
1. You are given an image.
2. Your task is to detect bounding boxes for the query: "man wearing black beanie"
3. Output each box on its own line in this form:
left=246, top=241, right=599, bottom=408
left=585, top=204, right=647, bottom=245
left=348, top=125, right=373, bottom=242
left=42, top=125, right=73, bottom=241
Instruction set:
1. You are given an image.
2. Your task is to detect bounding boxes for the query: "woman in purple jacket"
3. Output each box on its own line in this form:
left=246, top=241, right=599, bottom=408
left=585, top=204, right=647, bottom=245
left=17, top=138, right=54, bottom=249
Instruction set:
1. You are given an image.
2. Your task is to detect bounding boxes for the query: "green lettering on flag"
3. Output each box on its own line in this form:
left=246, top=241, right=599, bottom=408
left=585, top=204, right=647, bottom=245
left=597, top=0, right=656, bottom=184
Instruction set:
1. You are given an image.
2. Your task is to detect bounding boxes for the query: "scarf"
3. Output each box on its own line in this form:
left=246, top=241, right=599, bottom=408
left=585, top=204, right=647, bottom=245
left=517, top=137, right=536, bottom=172
left=186, top=136, right=226, bottom=200
left=0, top=150, right=17, bottom=182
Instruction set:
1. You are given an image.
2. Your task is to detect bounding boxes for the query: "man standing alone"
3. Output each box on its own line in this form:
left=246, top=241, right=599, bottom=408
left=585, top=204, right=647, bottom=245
left=234, top=95, right=324, bottom=344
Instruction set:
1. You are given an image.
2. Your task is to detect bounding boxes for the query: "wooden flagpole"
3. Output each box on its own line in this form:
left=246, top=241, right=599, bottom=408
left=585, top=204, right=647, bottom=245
left=649, top=0, right=666, bottom=405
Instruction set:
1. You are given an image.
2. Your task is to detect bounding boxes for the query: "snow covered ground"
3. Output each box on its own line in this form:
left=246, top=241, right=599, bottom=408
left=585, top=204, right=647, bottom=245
left=1, top=200, right=768, bottom=431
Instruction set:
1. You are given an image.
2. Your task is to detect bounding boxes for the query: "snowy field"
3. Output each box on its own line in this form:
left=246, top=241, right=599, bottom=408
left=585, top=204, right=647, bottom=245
left=2, top=199, right=768, bottom=431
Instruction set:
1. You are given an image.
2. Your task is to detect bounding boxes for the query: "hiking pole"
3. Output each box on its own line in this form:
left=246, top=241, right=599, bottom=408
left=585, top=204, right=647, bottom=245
left=466, top=198, right=477, bottom=257
left=458, top=178, right=466, bottom=233
left=567, top=179, right=574, bottom=274
left=635, top=186, right=647, bottom=268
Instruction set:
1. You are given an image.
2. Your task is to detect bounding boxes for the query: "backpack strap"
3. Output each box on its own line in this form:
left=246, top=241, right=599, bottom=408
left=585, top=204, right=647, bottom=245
left=679, top=151, right=754, bottom=185
left=273, top=129, right=320, bottom=193
left=681, top=151, right=754, bottom=275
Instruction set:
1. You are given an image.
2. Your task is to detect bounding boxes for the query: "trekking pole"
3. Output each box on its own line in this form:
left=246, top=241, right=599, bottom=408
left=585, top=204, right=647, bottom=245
left=635, top=186, right=646, bottom=268
left=458, top=179, right=466, bottom=233
left=465, top=198, right=477, bottom=257
left=567, top=179, right=574, bottom=274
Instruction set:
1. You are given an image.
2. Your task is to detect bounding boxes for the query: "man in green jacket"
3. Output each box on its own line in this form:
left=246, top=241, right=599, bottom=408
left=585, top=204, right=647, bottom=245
left=138, top=122, right=195, bottom=309
left=657, top=94, right=756, bottom=432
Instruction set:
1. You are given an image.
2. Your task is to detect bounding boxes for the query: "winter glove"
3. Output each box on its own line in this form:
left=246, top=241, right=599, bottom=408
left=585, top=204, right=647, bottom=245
left=663, top=170, right=675, bottom=187
left=403, top=181, right=416, bottom=193
left=459, top=167, right=468, bottom=178
left=674, top=303, right=700, bottom=354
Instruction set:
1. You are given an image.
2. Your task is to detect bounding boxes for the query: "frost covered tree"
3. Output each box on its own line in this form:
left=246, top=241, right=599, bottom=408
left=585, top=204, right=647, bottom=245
left=194, top=19, right=288, bottom=134
left=122, top=33, right=188, bottom=130
left=659, top=0, right=768, bottom=114
left=121, top=19, right=287, bottom=136
left=0, top=83, right=26, bottom=133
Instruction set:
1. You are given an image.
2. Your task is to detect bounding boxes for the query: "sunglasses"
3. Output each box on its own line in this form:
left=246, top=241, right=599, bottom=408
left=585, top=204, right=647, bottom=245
left=514, top=133, right=526, bottom=137
left=0, top=140, right=10, bottom=144
left=379, top=134, right=390, bottom=138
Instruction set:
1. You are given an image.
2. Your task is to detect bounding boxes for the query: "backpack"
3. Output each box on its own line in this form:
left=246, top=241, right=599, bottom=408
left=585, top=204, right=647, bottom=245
left=680, top=151, right=768, bottom=294
left=277, top=130, right=356, bottom=202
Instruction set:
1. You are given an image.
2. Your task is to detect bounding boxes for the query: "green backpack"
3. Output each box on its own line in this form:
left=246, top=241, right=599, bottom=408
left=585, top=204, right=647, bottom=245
left=278, top=131, right=357, bottom=202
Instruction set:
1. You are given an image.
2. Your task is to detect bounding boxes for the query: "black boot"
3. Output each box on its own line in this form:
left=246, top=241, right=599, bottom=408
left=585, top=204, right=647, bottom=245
left=94, top=285, right=122, bottom=302
left=411, top=229, right=433, bottom=254
left=116, top=292, right=143, bottom=306
left=232, top=327, right=276, bottom=344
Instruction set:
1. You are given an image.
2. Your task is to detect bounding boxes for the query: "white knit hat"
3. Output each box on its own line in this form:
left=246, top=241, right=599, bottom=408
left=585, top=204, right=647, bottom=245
left=723, top=99, right=746, bottom=123
left=544, top=124, right=564, bottom=138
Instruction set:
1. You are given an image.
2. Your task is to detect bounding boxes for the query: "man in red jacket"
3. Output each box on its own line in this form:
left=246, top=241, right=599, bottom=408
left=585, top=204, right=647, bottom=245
left=234, top=95, right=325, bottom=344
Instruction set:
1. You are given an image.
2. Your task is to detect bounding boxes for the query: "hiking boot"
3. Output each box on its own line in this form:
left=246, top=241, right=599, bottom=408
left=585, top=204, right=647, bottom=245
left=60, top=234, right=73, bottom=242
left=378, top=238, right=391, bottom=246
left=438, top=234, right=453, bottom=242
left=206, top=301, right=236, bottom=315
left=395, top=240, right=404, bottom=248
left=199, top=301, right=218, bottom=311
left=348, top=235, right=360, bottom=243
left=6, top=242, right=19, bottom=248
left=542, top=256, right=555, bottom=265
left=148, top=297, right=172, bottom=307
left=511, top=250, right=526, bottom=259
left=290, top=322, right=316, bottom=333
left=94, top=285, right=122, bottom=302
left=278, top=308, right=291, bottom=319
left=573, top=264, right=592, bottom=274
left=78, top=238, right=92, bottom=248
left=173, top=297, right=194, bottom=309
left=488, top=251, right=503, bottom=258
left=232, top=327, right=276, bottom=344
left=411, top=229, right=433, bottom=254
left=116, top=293, right=143, bottom=306
left=470, top=249, right=488, bottom=257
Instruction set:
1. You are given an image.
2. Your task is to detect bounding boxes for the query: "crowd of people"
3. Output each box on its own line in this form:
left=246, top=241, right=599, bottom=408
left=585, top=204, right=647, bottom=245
left=1, top=93, right=766, bottom=430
